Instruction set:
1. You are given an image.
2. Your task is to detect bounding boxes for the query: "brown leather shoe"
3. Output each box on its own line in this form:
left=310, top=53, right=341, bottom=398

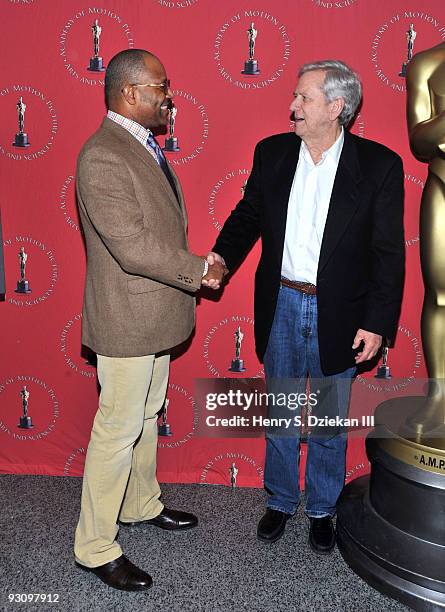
left=120, top=507, right=198, bottom=531
left=76, top=555, right=153, bottom=591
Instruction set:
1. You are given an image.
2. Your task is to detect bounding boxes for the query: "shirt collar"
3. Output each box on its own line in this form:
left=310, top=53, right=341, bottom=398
left=300, top=126, right=344, bottom=167
left=107, top=110, right=153, bottom=148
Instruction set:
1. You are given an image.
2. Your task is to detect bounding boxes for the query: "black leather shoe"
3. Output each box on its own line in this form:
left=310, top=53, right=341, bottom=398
left=308, top=516, right=336, bottom=554
left=121, top=507, right=198, bottom=531
left=76, top=555, right=152, bottom=591
left=257, top=509, right=289, bottom=542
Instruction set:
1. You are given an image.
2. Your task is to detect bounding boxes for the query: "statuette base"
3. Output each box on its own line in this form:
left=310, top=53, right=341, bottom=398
left=163, top=137, right=180, bottom=152
left=18, top=416, right=33, bottom=429
left=13, top=133, right=30, bottom=148
left=88, top=57, right=105, bottom=72
left=375, top=366, right=392, bottom=379
left=158, top=423, right=173, bottom=436
left=242, top=60, right=260, bottom=75
left=15, top=280, right=31, bottom=294
left=229, top=359, right=246, bottom=373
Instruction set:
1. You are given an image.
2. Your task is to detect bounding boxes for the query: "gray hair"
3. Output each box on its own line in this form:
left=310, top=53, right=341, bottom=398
left=299, top=60, right=362, bottom=126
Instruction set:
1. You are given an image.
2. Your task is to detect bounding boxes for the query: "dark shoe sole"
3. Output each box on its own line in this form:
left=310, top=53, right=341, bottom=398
left=119, top=520, right=197, bottom=531
left=308, top=539, right=336, bottom=555
left=257, top=522, right=288, bottom=543
left=75, top=562, right=153, bottom=591
left=257, top=530, right=286, bottom=543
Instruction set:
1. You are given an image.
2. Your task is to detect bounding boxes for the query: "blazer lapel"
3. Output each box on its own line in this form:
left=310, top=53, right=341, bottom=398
left=127, top=137, right=182, bottom=213
left=273, top=136, right=301, bottom=261
left=317, top=131, right=363, bottom=275
left=168, top=163, right=187, bottom=227
left=103, top=118, right=182, bottom=216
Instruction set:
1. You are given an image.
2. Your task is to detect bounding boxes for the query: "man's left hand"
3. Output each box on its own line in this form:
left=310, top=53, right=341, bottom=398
left=352, top=329, right=382, bottom=364
left=201, top=260, right=227, bottom=290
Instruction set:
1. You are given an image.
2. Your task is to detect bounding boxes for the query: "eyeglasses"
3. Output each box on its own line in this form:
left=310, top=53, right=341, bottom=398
left=130, top=79, right=171, bottom=94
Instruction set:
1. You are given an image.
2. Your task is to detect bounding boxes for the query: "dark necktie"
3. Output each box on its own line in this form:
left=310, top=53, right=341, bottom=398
left=146, top=132, right=179, bottom=202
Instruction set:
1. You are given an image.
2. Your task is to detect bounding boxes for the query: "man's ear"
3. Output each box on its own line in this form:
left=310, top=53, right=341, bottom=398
left=121, top=84, right=137, bottom=106
left=330, top=97, right=345, bottom=121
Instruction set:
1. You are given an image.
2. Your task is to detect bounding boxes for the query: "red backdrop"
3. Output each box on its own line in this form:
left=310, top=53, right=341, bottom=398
left=1, top=0, right=443, bottom=487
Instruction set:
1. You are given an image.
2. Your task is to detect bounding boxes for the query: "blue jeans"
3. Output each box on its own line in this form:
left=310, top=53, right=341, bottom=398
left=263, top=285, right=355, bottom=517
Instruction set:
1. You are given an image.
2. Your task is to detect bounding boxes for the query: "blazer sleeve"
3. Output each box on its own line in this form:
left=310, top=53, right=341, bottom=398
left=77, top=148, right=205, bottom=292
left=361, top=155, right=405, bottom=341
left=212, top=142, right=262, bottom=270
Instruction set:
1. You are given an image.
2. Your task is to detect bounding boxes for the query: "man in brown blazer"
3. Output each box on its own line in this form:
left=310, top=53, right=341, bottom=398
left=74, top=49, right=225, bottom=591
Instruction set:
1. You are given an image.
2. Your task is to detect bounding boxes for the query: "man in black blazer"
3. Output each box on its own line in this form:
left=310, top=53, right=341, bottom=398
left=209, top=60, right=404, bottom=553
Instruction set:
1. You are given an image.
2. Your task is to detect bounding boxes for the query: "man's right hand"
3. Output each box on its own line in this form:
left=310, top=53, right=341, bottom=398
left=201, top=260, right=227, bottom=290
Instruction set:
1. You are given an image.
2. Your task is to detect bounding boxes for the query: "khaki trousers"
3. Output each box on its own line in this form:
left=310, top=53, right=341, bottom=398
left=74, top=353, right=169, bottom=567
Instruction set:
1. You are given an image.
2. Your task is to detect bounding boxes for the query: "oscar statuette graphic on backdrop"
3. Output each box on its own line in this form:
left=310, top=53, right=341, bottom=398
left=13, top=97, right=30, bottom=148
left=241, top=22, right=260, bottom=75
left=158, top=398, right=173, bottom=437
left=15, top=247, right=31, bottom=294
left=374, top=343, right=392, bottom=379
left=399, top=24, right=417, bottom=78
left=164, top=105, right=180, bottom=152
left=229, top=326, right=246, bottom=372
left=18, top=386, right=34, bottom=430
left=337, top=41, right=445, bottom=611
left=229, top=462, right=238, bottom=488
left=88, top=19, right=105, bottom=72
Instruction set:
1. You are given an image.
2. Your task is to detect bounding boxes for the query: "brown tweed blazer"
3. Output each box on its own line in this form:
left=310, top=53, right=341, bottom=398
left=76, top=117, right=204, bottom=357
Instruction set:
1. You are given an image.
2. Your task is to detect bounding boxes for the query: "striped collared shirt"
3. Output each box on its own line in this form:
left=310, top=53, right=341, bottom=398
left=107, top=110, right=157, bottom=162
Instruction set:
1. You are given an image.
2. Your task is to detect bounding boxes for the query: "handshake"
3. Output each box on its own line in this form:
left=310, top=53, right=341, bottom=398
left=201, top=252, right=228, bottom=290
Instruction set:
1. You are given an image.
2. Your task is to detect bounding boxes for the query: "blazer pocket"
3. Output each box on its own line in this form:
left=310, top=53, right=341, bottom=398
left=127, top=277, right=166, bottom=294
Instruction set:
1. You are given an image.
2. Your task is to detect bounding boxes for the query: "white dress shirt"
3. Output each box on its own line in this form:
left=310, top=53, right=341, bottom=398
left=281, top=128, right=344, bottom=285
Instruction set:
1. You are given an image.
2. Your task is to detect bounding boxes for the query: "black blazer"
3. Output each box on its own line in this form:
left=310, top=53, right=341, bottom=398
left=213, top=130, right=405, bottom=375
